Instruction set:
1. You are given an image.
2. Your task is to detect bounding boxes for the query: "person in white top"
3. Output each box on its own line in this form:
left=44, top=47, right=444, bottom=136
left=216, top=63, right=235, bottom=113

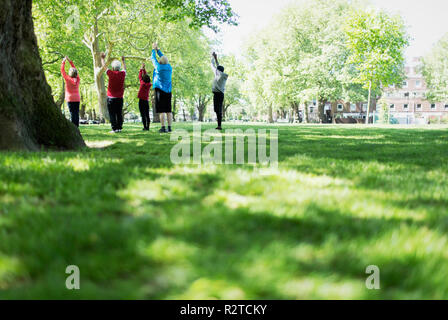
left=211, top=52, right=228, bottom=130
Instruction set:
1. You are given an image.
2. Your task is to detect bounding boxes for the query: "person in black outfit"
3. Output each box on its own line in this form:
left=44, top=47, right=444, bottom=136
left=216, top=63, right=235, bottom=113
left=211, top=52, right=229, bottom=130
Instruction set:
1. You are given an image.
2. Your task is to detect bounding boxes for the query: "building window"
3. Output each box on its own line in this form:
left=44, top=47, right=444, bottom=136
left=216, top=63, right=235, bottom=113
left=310, top=107, right=314, bottom=113
left=362, top=103, right=368, bottom=111
left=404, top=104, right=409, bottom=109
left=417, top=104, right=422, bottom=110
left=402, top=81, right=408, bottom=88
left=390, top=104, right=395, bottom=109
left=350, top=104, right=356, bottom=112
left=445, top=104, right=448, bottom=110
left=337, top=104, right=343, bottom=111
left=415, top=80, right=422, bottom=88
left=404, top=92, right=410, bottom=98
left=431, top=104, right=436, bottom=109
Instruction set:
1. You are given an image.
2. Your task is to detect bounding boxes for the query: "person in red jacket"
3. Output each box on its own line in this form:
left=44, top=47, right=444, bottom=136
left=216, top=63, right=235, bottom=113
left=138, top=63, right=152, bottom=131
left=61, top=57, right=81, bottom=127
left=101, top=53, right=127, bottom=133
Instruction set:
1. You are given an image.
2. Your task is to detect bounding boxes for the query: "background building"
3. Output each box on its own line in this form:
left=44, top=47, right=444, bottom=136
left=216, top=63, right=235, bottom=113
left=383, top=57, right=448, bottom=124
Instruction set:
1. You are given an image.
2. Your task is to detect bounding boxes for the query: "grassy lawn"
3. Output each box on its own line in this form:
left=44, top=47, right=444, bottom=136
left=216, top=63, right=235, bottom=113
left=0, top=123, right=448, bottom=299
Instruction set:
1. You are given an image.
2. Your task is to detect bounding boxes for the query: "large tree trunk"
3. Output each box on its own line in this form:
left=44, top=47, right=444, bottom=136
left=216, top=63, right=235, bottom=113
left=268, top=105, right=274, bottom=123
left=55, top=79, right=65, bottom=111
left=83, top=21, right=109, bottom=122
left=365, top=80, right=372, bottom=125
left=91, top=26, right=108, bottom=122
left=318, top=99, right=327, bottom=123
left=198, top=103, right=206, bottom=122
left=197, top=95, right=208, bottom=122
left=292, top=102, right=299, bottom=123
left=0, top=0, right=85, bottom=151
left=151, top=91, right=160, bottom=123
left=303, top=103, right=310, bottom=123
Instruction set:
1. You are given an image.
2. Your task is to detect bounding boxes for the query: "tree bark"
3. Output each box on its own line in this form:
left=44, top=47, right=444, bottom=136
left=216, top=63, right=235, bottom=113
left=268, top=105, right=274, bottom=123
left=292, top=102, right=299, bottom=123
left=0, top=0, right=85, bottom=151
left=318, top=99, right=327, bottom=123
left=303, top=102, right=310, bottom=124
left=83, top=20, right=110, bottom=122
left=366, top=80, right=372, bottom=125
left=196, top=95, right=209, bottom=122
left=55, top=79, right=65, bottom=111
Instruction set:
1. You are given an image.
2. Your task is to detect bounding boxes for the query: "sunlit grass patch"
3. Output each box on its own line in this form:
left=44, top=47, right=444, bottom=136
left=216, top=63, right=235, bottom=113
left=0, top=123, right=447, bottom=299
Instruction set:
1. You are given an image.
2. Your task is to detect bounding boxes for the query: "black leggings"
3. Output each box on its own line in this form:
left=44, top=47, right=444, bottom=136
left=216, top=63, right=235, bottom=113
left=68, top=102, right=80, bottom=127
left=213, top=91, right=224, bottom=127
left=139, top=99, right=151, bottom=129
left=107, top=98, right=124, bottom=131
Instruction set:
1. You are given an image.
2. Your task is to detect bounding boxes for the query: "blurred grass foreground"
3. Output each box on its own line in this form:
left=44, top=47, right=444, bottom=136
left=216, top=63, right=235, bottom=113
left=0, top=123, right=448, bottom=299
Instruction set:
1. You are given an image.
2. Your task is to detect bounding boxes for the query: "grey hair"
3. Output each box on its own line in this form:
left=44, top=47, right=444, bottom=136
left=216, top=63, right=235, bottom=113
left=159, top=56, right=169, bottom=65
left=111, top=60, right=122, bottom=71
left=68, top=67, right=78, bottom=78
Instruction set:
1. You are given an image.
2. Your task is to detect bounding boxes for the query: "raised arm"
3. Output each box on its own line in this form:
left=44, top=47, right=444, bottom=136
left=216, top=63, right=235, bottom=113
left=98, top=52, right=112, bottom=78
left=139, top=65, right=146, bottom=84
left=211, top=52, right=219, bottom=75
left=61, top=58, right=68, bottom=79
left=151, top=49, right=160, bottom=69
left=122, top=56, right=127, bottom=73
left=68, top=59, right=76, bottom=69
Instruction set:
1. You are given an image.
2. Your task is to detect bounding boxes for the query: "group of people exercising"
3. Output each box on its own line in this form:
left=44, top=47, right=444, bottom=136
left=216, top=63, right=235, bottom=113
left=61, top=43, right=228, bottom=133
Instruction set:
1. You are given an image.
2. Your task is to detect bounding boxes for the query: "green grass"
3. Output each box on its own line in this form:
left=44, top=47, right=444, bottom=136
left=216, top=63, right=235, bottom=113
left=0, top=123, right=448, bottom=299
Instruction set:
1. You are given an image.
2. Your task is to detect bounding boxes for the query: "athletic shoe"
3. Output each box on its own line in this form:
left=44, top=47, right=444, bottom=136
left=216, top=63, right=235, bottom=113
left=216, top=127, right=223, bottom=131
left=159, top=128, right=167, bottom=133
left=110, top=130, right=117, bottom=134
left=168, top=127, right=172, bottom=132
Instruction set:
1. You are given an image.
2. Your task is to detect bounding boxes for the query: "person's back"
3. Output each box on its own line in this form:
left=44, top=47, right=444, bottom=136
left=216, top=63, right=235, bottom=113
left=61, top=59, right=80, bottom=102
left=138, top=68, right=152, bottom=101
left=153, top=62, right=172, bottom=93
left=212, top=66, right=228, bottom=94
left=107, top=69, right=126, bottom=98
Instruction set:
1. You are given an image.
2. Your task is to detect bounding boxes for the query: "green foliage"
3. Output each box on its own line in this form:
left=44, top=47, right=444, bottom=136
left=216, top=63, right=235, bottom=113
left=421, top=33, right=448, bottom=102
left=1, top=124, right=448, bottom=298
left=244, top=0, right=370, bottom=120
left=344, top=8, right=409, bottom=90
left=243, top=0, right=409, bottom=122
left=33, top=0, right=237, bottom=118
left=157, top=0, right=237, bottom=31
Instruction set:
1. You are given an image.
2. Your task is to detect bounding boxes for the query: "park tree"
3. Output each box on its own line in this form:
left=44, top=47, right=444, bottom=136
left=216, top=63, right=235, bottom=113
left=344, top=9, right=409, bottom=124
left=244, top=0, right=368, bottom=123
left=0, top=0, right=85, bottom=150
left=421, top=33, right=448, bottom=102
left=0, top=0, right=236, bottom=150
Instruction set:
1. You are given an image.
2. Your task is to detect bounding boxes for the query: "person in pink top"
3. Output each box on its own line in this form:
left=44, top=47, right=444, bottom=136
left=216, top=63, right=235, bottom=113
left=61, top=56, right=81, bottom=127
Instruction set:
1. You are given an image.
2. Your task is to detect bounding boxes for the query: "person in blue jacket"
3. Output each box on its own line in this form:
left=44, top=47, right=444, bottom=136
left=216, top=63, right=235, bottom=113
left=151, top=43, right=173, bottom=133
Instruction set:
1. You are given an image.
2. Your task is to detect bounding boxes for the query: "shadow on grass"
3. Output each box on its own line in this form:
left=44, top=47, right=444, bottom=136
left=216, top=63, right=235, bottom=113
left=0, top=124, right=447, bottom=299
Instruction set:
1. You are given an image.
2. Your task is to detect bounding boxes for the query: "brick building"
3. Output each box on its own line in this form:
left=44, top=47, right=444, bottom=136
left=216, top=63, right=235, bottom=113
left=306, top=57, right=448, bottom=124
left=382, top=57, right=448, bottom=124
